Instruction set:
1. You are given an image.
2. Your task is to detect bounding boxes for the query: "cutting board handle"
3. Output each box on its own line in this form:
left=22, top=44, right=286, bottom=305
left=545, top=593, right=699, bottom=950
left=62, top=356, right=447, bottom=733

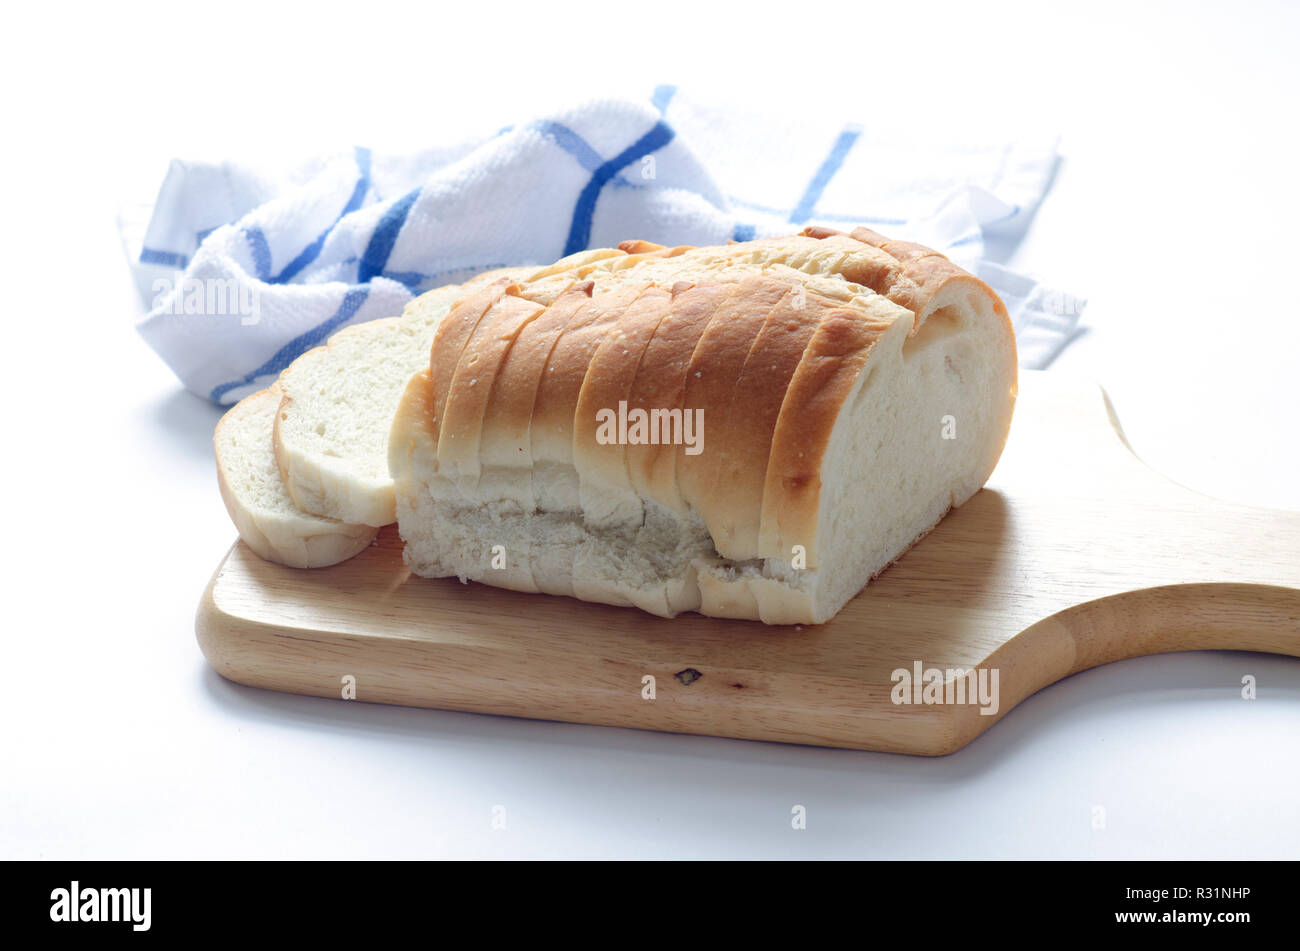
left=1047, top=582, right=1300, bottom=674
left=939, top=380, right=1300, bottom=754
left=946, top=582, right=1300, bottom=755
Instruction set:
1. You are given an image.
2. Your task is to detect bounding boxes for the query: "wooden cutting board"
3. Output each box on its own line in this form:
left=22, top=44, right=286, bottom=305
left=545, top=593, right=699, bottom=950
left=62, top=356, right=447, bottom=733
left=197, top=371, right=1300, bottom=754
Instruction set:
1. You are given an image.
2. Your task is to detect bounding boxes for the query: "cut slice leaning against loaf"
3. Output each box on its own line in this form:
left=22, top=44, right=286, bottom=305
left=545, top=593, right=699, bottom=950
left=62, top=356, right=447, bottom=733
left=216, top=387, right=378, bottom=568
left=389, top=228, right=1017, bottom=625
left=272, top=268, right=534, bottom=527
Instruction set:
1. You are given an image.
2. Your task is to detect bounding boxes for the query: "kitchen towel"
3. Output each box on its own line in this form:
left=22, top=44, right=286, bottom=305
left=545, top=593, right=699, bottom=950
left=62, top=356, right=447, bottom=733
left=123, top=86, right=1085, bottom=405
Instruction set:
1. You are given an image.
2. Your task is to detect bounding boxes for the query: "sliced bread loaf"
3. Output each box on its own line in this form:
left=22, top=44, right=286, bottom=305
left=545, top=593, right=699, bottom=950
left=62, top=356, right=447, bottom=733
left=390, top=229, right=1017, bottom=624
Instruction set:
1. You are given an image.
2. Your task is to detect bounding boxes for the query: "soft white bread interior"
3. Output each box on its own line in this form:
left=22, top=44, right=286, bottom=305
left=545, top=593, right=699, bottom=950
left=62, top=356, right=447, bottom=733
left=390, top=228, right=1017, bottom=624
left=215, top=387, right=377, bottom=568
left=273, top=268, right=533, bottom=527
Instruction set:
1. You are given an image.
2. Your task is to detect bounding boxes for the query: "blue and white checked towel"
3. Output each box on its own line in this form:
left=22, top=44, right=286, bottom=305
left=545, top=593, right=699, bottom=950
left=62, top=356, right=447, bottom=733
left=124, top=87, right=1084, bottom=405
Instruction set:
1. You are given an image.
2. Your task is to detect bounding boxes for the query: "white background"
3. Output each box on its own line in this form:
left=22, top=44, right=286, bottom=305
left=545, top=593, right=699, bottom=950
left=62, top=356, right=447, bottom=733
left=2, top=0, right=1297, bottom=859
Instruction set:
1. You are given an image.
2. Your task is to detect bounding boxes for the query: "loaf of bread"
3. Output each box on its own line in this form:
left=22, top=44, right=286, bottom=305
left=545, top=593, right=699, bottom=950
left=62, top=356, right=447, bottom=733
left=388, top=227, right=1017, bottom=624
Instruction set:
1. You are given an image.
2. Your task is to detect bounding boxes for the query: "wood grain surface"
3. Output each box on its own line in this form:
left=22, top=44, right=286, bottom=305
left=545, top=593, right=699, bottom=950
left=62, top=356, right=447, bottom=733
left=196, top=371, right=1300, bottom=754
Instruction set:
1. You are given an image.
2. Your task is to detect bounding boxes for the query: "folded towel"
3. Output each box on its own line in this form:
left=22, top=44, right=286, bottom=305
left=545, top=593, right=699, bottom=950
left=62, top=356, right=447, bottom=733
left=123, top=87, right=1084, bottom=405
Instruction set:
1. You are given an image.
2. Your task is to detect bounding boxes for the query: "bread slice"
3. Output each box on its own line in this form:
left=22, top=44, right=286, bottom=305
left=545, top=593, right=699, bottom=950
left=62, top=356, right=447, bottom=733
left=475, top=279, right=594, bottom=511
left=692, top=281, right=842, bottom=558
left=573, top=284, right=675, bottom=530
left=272, top=316, right=409, bottom=527
left=216, top=387, right=377, bottom=568
left=529, top=283, right=646, bottom=510
left=437, top=289, right=546, bottom=492
left=675, top=273, right=793, bottom=520
left=623, top=280, right=743, bottom=517
left=272, top=269, right=530, bottom=528
left=390, top=230, right=1017, bottom=624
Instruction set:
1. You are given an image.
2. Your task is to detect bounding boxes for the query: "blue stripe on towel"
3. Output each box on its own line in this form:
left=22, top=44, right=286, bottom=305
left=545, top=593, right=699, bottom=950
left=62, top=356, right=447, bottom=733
left=377, top=270, right=429, bottom=291
left=789, top=126, right=862, bottom=225
left=564, top=120, right=675, bottom=255
left=209, top=287, right=372, bottom=404
left=243, top=226, right=273, bottom=280
left=139, top=247, right=189, bottom=268
left=528, top=120, right=606, bottom=172
left=358, top=187, right=420, bottom=284
left=529, top=121, right=651, bottom=193
left=272, top=146, right=373, bottom=284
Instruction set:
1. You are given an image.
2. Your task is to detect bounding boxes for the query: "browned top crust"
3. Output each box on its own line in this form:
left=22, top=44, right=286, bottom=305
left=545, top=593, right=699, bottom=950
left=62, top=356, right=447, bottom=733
left=802, top=225, right=1011, bottom=332
left=424, top=229, right=1012, bottom=565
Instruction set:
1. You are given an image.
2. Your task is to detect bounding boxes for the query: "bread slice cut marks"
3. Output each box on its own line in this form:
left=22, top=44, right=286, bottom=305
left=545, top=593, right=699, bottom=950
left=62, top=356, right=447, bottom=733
left=572, top=284, right=675, bottom=530
left=623, top=279, right=744, bottom=515
left=430, top=280, right=515, bottom=452
left=437, top=288, right=545, bottom=493
left=522, top=282, right=648, bottom=595
left=475, top=279, right=598, bottom=512
left=698, top=283, right=836, bottom=558
left=675, top=273, right=793, bottom=527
